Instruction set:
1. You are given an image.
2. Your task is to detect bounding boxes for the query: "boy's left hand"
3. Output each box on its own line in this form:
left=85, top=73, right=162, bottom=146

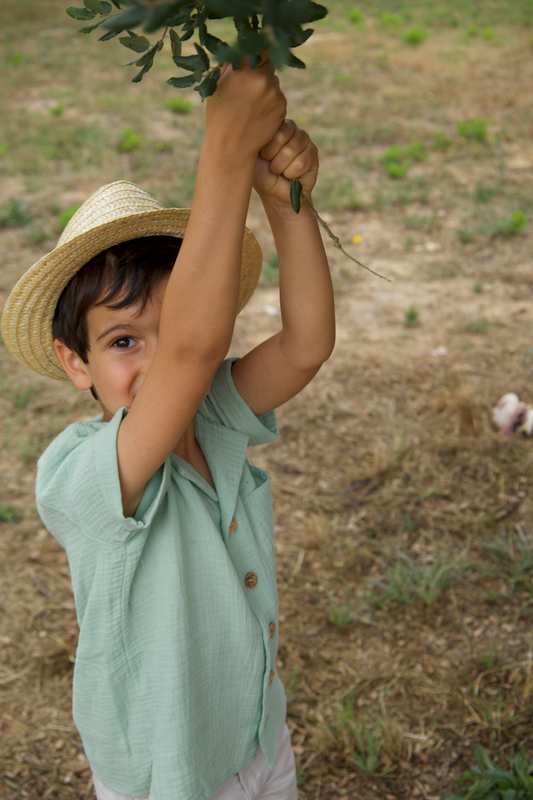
left=253, top=119, right=318, bottom=208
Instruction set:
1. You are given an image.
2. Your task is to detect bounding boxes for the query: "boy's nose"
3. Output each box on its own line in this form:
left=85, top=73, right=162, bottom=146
left=130, top=372, right=146, bottom=399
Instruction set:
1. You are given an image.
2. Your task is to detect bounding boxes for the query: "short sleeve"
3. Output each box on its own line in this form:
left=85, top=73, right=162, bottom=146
left=36, top=408, right=171, bottom=546
left=197, top=358, right=278, bottom=446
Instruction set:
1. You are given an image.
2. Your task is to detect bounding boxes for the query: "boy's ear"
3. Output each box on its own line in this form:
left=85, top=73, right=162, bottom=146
left=53, top=340, right=93, bottom=391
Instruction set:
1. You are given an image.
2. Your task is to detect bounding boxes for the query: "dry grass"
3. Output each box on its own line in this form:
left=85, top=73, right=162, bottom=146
left=2, top=1, right=533, bottom=798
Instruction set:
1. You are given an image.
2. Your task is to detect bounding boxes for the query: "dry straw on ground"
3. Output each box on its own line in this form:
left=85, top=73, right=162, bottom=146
left=2, top=1, right=533, bottom=798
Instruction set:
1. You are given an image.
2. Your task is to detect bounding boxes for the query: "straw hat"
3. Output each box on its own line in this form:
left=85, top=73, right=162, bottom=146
left=1, top=180, right=262, bottom=381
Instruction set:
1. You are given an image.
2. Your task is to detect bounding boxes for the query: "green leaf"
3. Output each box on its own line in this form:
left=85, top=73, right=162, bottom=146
left=98, top=28, right=121, bottom=40
left=132, top=58, right=153, bottom=83
left=204, top=32, right=226, bottom=55
left=99, top=1, right=112, bottom=12
left=172, top=53, right=206, bottom=72
left=167, top=74, right=197, bottom=88
left=288, top=27, right=313, bottom=46
left=199, top=22, right=207, bottom=46
left=109, top=0, right=121, bottom=7
left=166, top=11, right=191, bottom=27
left=285, top=51, right=306, bottom=69
left=194, top=43, right=210, bottom=72
left=119, top=34, right=150, bottom=52
left=250, top=52, right=261, bottom=69
left=474, top=745, right=496, bottom=773
left=84, top=0, right=101, bottom=12
left=144, top=0, right=187, bottom=33
left=205, top=0, right=257, bottom=17
left=169, top=28, right=182, bottom=57
left=77, top=19, right=105, bottom=32
left=195, top=67, right=220, bottom=99
left=308, top=1, right=328, bottom=22
left=290, top=180, right=303, bottom=214
left=67, top=6, right=96, bottom=20
left=100, top=5, right=147, bottom=30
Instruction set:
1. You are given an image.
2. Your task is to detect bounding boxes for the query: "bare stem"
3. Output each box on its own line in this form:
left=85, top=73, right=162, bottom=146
left=301, top=192, right=390, bottom=282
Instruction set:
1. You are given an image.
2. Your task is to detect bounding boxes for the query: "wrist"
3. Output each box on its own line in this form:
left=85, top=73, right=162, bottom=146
left=260, top=191, right=314, bottom=222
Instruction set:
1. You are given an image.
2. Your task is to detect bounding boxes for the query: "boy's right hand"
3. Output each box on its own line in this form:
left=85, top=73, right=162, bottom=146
left=205, top=57, right=287, bottom=161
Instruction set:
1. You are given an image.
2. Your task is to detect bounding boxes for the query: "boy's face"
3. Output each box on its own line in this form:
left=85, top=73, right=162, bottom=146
left=56, top=278, right=168, bottom=422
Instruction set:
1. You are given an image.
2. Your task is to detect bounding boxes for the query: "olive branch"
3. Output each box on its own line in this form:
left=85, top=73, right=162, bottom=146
left=65, top=0, right=389, bottom=280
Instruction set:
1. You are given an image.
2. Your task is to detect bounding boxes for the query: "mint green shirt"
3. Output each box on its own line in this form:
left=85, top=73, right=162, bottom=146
left=36, top=359, right=285, bottom=800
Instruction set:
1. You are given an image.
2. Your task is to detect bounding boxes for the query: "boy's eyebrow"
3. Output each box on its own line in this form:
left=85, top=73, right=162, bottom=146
left=96, top=324, right=134, bottom=342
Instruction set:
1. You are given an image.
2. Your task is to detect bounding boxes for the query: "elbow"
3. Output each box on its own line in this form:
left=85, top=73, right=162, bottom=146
left=287, top=331, right=336, bottom=374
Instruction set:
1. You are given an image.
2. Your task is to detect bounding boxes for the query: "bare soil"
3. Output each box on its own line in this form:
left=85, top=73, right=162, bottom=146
left=1, top=3, right=533, bottom=799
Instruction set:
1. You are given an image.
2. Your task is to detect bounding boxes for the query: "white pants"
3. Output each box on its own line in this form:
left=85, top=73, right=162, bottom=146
left=93, top=709, right=298, bottom=800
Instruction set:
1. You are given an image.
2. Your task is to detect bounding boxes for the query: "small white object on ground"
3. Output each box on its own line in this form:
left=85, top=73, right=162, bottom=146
left=263, top=304, right=280, bottom=317
left=492, top=392, right=533, bottom=436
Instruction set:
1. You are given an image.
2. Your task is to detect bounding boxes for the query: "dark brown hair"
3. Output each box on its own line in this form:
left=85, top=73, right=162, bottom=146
left=53, top=236, right=182, bottom=398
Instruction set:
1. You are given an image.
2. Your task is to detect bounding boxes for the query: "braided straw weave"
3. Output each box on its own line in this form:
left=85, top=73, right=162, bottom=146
left=1, top=181, right=262, bottom=381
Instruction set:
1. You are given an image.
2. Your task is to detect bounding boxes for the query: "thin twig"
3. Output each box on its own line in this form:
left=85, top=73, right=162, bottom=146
left=300, top=192, right=391, bottom=281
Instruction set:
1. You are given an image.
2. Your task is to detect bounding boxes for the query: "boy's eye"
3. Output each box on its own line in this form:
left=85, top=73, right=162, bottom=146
left=112, top=336, right=136, bottom=349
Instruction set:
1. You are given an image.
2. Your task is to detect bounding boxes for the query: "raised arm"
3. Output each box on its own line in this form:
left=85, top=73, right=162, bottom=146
left=232, top=119, right=336, bottom=415
left=111, top=61, right=286, bottom=514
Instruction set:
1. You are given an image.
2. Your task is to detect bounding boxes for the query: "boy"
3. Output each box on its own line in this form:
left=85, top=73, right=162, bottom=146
left=1, top=59, right=335, bottom=799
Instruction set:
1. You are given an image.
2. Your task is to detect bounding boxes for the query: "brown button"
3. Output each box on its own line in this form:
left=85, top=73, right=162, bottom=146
left=229, top=518, right=238, bottom=534
left=264, top=715, right=269, bottom=728
left=269, top=670, right=275, bottom=686
left=244, top=572, right=257, bottom=588
left=269, top=622, right=276, bottom=638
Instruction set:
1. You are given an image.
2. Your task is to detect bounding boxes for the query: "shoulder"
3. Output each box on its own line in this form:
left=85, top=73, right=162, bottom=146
left=36, top=410, right=126, bottom=520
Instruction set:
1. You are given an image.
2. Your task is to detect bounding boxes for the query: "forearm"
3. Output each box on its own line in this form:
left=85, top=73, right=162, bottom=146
left=158, top=138, right=255, bottom=364
left=263, top=195, right=336, bottom=371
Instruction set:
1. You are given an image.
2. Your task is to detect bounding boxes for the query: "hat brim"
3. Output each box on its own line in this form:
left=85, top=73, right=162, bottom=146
left=1, top=208, right=262, bottom=380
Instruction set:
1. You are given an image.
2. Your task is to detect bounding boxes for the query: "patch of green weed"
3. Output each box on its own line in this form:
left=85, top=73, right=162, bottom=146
left=478, top=646, right=499, bottom=670
left=481, top=526, right=533, bottom=585
left=404, top=306, right=420, bottom=326
left=380, top=142, right=426, bottom=179
left=463, top=318, right=490, bottom=334
left=285, top=665, right=302, bottom=704
left=327, top=600, right=354, bottom=628
left=164, top=96, right=193, bottom=114
left=380, top=12, right=403, bottom=27
left=57, top=205, right=81, bottom=231
left=368, top=552, right=467, bottom=608
left=457, top=118, right=493, bottom=143
left=349, top=9, right=364, bottom=25
left=482, top=27, right=498, bottom=42
left=489, top=210, right=528, bottom=237
left=456, top=227, right=476, bottom=244
left=405, top=140, right=427, bottom=162
left=475, top=183, right=499, bottom=203
left=435, top=131, right=452, bottom=150
left=118, top=127, right=143, bottom=152
left=19, top=438, right=40, bottom=464
left=259, top=252, right=279, bottom=287
left=403, top=27, right=427, bottom=45
left=12, top=384, right=38, bottom=410
left=0, top=198, right=31, bottom=227
left=443, top=745, right=533, bottom=800
left=0, top=504, right=19, bottom=523
left=404, top=214, right=432, bottom=230
left=473, top=283, right=484, bottom=294
left=329, top=698, right=383, bottom=774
